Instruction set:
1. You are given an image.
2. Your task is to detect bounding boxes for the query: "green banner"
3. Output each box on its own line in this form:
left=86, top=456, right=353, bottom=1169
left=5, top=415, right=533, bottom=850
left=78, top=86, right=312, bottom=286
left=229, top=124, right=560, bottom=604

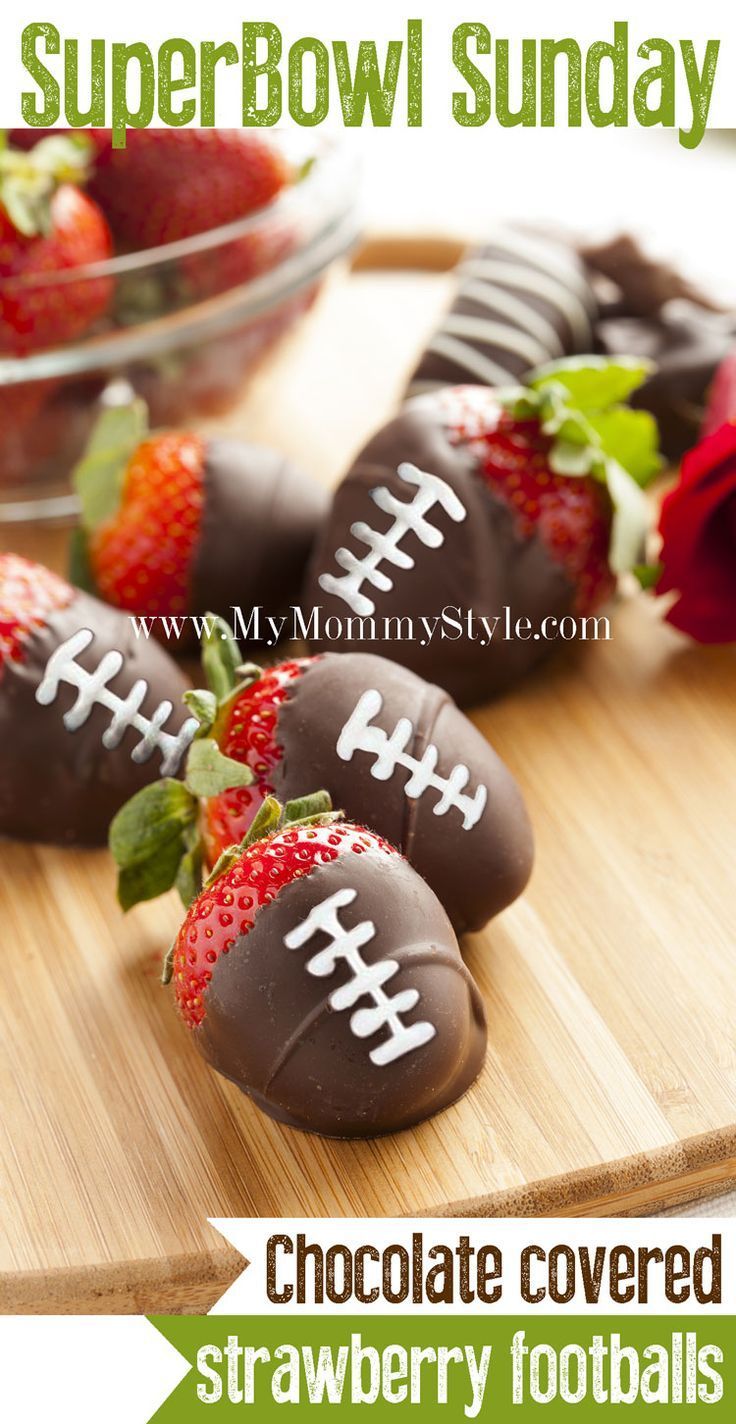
left=149, top=1315, right=734, bottom=1418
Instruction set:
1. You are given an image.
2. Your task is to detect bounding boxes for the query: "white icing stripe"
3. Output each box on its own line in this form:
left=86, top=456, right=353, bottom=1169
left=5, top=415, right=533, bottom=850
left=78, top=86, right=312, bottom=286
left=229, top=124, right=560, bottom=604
left=319, top=461, right=466, bottom=617
left=478, top=227, right=594, bottom=302
left=284, top=887, right=436, bottom=1067
left=35, top=627, right=198, bottom=776
left=337, top=687, right=488, bottom=831
left=459, top=259, right=593, bottom=346
left=459, top=278, right=565, bottom=357
left=427, top=332, right=518, bottom=387
left=441, top=312, right=550, bottom=367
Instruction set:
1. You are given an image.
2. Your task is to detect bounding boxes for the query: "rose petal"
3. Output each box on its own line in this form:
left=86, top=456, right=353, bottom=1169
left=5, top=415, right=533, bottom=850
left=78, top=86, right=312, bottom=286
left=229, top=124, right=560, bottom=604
left=657, top=425, right=736, bottom=642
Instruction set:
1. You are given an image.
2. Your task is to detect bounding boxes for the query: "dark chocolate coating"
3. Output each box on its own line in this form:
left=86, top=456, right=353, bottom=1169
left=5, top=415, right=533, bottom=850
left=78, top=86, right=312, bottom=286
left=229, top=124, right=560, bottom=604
left=0, top=591, right=191, bottom=846
left=597, top=306, right=735, bottom=462
left=581, top=233, right=723, bottom=320
left=407, top=230, right=597, bottom=397
left=196, top=847, right=487, bottom=1137
left=581, top=234, right=735, bottom=461
left=273, top=653, right=533, bottom=935
left=302, top=400, right=575, bottom=707
left=191, top=438, right=328, bottom=623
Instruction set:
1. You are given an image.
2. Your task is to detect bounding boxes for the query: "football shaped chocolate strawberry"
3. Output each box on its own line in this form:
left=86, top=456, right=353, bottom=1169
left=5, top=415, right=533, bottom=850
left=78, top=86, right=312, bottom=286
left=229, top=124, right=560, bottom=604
left=141, top=794, right=486, bottom=1137
left=109, top=619, right=533, bottom=933
left=303, top=358, right=661, bottom=706
left=0, top=133, right=112, bottom=355
left=70, top=400, right=327, bottom=635
left=0, top=552, right=194, bottom=845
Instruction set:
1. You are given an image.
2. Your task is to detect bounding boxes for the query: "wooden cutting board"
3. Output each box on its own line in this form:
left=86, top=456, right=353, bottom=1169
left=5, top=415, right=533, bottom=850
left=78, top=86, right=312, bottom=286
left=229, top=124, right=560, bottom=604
left=2, top=249, right=736, bottom=1316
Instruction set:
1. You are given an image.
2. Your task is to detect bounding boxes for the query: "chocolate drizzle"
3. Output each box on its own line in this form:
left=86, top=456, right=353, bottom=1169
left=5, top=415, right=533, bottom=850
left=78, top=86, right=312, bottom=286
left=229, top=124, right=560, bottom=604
left=195, top=847, right=487, bottom=1137
left=0, top=591, right=191, bottom=845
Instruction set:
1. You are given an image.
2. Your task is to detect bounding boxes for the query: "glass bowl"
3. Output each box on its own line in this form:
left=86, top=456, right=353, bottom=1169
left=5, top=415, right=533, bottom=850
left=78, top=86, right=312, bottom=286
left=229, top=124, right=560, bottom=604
left=0, top=137, right=360, bottom=521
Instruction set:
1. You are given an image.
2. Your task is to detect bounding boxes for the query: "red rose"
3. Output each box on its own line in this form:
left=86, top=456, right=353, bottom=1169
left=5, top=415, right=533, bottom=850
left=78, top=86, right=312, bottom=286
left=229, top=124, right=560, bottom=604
left=657, top=423, right=736, bottom=643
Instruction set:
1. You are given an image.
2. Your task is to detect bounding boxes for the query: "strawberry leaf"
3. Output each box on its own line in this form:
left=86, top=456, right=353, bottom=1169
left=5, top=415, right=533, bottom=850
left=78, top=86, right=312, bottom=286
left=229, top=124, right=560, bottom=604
left=549, top=439, right=599, bottom=477
left=0, top=133, right=92, bottom=237
left=529, top=356, right=654, bottom=412
left=185, top=737, right=254, bottom=798
left=109, top=778, right=197, bottom=869
left=118, top=837, right=187, bottom=913
left=27, top=133, right=92, bottom=184
left=183, top=688, right=218, bottom=733
left=241, top=795, right=283, bottom=849
left=68, top=526, right=96, bottom=593
left=73, top=400, right=149, bottom=532
left=283, top=791, right=335, bottom=824
left=633, top=561, right=663, bottom=590
left=204, top=844, right=244, bottom=888
left=605, top=459, right=652, bottom=575
left=584, top=407, right=662, bottom=488
left=201, top=615, right=244, bottom=702
left=175, top=838, right=204, bottom=908
left=110, top=779, right=199, bottom=911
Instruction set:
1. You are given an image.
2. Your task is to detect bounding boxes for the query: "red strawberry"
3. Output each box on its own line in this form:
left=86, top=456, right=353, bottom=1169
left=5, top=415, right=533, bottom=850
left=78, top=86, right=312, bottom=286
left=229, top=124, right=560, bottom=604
left=84, top=421, right=205, bottom=620
left=89, top=129, right=289, bottom=252
left=181, top=212, right=297, bottom=301
left=437, top=389, right=617, bottom=613
left=0, top=135, right=113, bottom=354
left=425, top=359, right=661, bottom=618
left=72, top=399, right=326, bottom=636
left=168, top=802, right=394, bottom=1030
left=703, top=349, right=736, bottom=438
left=202, top=657, right=313, bottom=861
left=0, top=552, right=72, bottom=674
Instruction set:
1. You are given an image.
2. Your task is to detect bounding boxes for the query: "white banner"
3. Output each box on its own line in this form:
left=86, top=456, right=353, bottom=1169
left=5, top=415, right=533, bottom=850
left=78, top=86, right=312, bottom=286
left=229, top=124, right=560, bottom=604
left=0, top=1, right=734, bottom=134
left=208, top=1216, right=736, bottom=1316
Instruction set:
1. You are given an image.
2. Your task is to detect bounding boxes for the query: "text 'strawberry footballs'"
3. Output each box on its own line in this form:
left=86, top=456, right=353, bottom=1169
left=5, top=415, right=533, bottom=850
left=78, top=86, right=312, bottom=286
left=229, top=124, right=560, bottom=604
left=155, top=794, right=487, bottom=1138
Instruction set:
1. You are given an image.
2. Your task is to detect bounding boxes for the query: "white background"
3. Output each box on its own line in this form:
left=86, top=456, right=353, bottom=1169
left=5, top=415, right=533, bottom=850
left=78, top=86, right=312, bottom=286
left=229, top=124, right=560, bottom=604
left=1, top=2, right=734, bottom=295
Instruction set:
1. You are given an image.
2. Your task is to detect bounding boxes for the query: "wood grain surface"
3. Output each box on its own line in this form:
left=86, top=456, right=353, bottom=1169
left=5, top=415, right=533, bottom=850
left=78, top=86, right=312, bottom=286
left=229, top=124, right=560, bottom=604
left=1, top=257, right=735, bottom=1314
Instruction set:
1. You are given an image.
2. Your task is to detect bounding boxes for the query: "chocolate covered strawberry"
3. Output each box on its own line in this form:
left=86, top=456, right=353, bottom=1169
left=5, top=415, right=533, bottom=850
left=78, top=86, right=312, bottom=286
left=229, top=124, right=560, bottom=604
left=114, top=792, right=487, bottom=1138
left=0, top=552, right=193, bottom=845
left=0, top=134, right=112, bottom=354
left=71, top=399, right=326, bottom=634
left=109, top=619, right=533, bottom=934
left=303, top=358, right=661, bottom=705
